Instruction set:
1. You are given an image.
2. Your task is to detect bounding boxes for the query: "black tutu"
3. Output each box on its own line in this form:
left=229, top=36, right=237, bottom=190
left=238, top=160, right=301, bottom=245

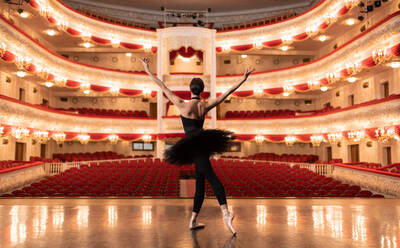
left=164, top=129, right=235, bottom=165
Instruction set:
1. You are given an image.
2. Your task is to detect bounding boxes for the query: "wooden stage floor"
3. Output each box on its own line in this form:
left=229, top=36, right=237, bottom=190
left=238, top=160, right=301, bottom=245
left=0, top=198, right=399, bottom=248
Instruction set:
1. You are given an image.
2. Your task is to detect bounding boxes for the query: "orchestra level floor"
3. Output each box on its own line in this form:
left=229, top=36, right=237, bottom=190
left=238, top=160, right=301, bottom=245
left=0, top=198, right=399, bottom=248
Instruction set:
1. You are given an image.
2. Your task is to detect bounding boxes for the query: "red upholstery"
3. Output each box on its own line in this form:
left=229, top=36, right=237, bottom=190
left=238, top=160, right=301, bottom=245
left=379, top=163, right=400, bottom=173
left=53, top=151, right=129, bottom=162
left=1, top=160, right=381, bottom=198
left=0, top=160, right=31, bottom=170
left=59, top=107, right=148, bottom=117
left=234, top=153, right=318, bottom=163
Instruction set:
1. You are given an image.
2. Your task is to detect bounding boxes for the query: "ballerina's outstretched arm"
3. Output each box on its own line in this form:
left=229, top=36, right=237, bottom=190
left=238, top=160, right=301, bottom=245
left=140, top=58, right=185, bottom=108
left=205, top=68, right=255, bottom=112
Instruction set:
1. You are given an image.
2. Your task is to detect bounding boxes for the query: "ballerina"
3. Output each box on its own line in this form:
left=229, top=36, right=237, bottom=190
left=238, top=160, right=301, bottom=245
left=140, top=58, right=254, bottom=235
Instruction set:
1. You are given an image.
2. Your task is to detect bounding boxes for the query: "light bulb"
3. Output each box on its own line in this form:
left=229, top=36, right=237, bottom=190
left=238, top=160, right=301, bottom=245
left=81, top=42, right=93, bottom=48
left=281, top=45, right=289, bottom=51
left=345, top=18, right=356, bottom=26
left=318, top=35, right=327, bottom=42
left=241, top=54, right=247, bottom=58
left=16, top=71, right=26, bottom=77
left=347, top=77, right=357, bottom=83
left=44, top=81, right=54, bottom=88
left=388, top=61, right=400, bottom=69
left=320, top=86, right=328, bottom=92
left=45, top=29, right=57, bottom=36
left=125, top=53, right=132, bottom=57
left=20, top=12, right=29, bottom=18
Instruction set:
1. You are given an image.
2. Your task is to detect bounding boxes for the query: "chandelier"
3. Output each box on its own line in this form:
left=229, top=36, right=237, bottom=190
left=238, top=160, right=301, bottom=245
left=54, top=76, right=67, bottom=87
left=108, top=134, right=119, bottom=144
left=53, top=132, right=66, bottom=144
left=372, top=49, right=386, bottom=65
left=33, top=130, right=49, bottom=143
left=110, top=86, right=119, bottom=96
left=143, top=88, right=152, bottom=98
left=305, top=25, right=318, bottom=36
left=80, top=83, right=91, bottom=95
left=0, top=42, right=6, bottom=57
left=254, top=135, right=265, bottom=144
left=284, top=136, right=296, bottom=146
left=326, top=72, right=338, bottom=84
left=310, top=135, right=324, bottom=147
left=78, top=134, right=90, bottom=144
left=15, top=55, right=32, bottom=70
left=327, top=132, right=342, bottom=144
left=375, top=127, right=395, bottom=143
left=283, top=85, right=294, bottom=97
left=347, top=130, right=365, bottom=142
left=253, top=88, right=263, bottom=97
left=142, top=134, right=152, bottom=143
left=345, top=62, right=361, bottom=75
left=11, top=128, right=30, bottom=140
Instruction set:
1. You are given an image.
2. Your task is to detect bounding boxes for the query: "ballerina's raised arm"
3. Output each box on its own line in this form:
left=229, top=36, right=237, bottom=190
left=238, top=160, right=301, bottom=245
left=140, top=58, right=185, bottom=108
left=205, top=67, right=255, bottom=112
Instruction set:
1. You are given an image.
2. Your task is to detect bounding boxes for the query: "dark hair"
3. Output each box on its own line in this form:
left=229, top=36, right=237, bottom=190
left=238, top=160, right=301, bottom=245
left=190, top=78, right=204, bottom=96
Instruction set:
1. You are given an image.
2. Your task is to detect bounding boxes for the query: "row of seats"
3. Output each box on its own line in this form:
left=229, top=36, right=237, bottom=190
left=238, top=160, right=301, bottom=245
left=223, top=106, right=340, bottom=119
left=78, top=8, right=153, bottom=30
left=205, top=160, right=382, bottom=198
left=0, top=160, right=30, bottom=171
left=217, top=11, right=296, bottom=31
left=61, top=108, right=149, bottom=117
left=1, top=159, right=382, bottom=198
left=3, top=160, right=179, bottom=197
left=340, top=162, right=382, bottom=169
left=53, top=151, right=128, bottom=162
left=243, top=153, right=319, bottom=163
left=378, top=163, right=400, bottom=173
left=224, top=110, right=295, bottom=118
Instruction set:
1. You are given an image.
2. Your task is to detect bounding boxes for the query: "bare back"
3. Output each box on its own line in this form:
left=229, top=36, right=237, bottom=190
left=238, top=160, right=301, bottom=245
left=178, top=100, right=209, bottom=120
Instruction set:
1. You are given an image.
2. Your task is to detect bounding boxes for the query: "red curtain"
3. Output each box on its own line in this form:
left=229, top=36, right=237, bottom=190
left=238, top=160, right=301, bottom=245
left=231, top=44, right=254, bottom=52
left=118, top=133, right=147, bottom=141
left=66, top=80, right=81, bottom=88
left=293, top=83, right=309, bottom=91
left=338, top=6, right=350, bottom=16
left=232, top=91, right=254, bottom=97
left=293, top=33, right=308, bottom=41
left=66, top=27, right=81, bottom=36
left=120, top=42, right=143, bottom=50
left=319, top=78, right=329, bottom=86
left=264, top=135, right=286, bottom=142
left=361, top=57, right=377, bottom=67
left=1, top=51, right=15, bottom=62
left=390, top=43, right=400, bottom=56
left=91, top=36, right=111, bottom=45
left=157, top=133, right=185, bottom=139
left=264, top=88, right=283, bottom=95
left=319, top=21, right=329, bottom=30
left=263, top=39, right=283, bottom=48
left=170, top=47, right=203, bottom=61
left=90, top=84, right=111, bottom=92
left=119, top=89, right=143, bottom=96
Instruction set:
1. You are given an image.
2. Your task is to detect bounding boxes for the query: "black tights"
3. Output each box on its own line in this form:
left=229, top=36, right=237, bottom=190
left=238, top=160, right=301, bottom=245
left=192, top=153, right=227, bottom=213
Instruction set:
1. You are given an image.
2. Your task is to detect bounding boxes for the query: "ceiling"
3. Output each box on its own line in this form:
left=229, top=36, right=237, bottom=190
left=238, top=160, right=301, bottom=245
left=65, top=0, right=315, bottom=13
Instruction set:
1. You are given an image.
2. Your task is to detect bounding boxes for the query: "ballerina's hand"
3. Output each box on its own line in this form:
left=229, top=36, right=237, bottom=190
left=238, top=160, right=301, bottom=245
left=243, top=68, right=255, bottom=80
left=140, top=58, right=150, bottom=70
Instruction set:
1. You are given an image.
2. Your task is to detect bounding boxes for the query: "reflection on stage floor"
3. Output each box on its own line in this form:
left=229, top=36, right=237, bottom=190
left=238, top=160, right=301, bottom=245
left=0, top=198, right=399, bottom=248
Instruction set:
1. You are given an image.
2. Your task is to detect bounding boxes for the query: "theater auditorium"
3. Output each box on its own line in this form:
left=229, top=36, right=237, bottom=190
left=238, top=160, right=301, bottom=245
left=0, top=0, right=400, bottom=247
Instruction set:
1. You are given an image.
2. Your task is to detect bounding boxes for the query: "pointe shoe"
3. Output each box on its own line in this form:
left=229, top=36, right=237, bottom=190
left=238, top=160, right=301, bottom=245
left=189, top=218, right=205, bottom=230
left=223, top=212, right=236, bottom=236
